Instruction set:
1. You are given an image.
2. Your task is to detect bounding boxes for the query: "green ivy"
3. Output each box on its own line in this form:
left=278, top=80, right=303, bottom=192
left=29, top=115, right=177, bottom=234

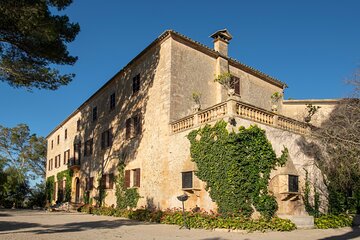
left=45, top=176, right=55, bottom=202
left=56, top=169, right=73, bottom=202
left=188, top=121, right=288, bottom=218
left=315, top=214, right=353, bottom=229
left=115, top=163, right=140, bottom=209
left=303, top=169, right=320, bottom=217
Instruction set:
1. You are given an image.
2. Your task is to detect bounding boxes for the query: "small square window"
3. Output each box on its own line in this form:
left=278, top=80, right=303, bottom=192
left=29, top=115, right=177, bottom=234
left=93, top=107, right=98, bottom=121
left=132, top=74, right=140, bottom=94
left=110, top=93, right=115, bottom=110
left=182, top=171, right=193, bottom=189
left=288, top=175, right=299, bottom=193
left=77, top=119, right=81, bottom=131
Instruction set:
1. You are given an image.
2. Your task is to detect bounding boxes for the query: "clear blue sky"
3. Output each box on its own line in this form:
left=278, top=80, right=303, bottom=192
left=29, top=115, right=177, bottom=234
left=0, top=0, right=359, bottom=137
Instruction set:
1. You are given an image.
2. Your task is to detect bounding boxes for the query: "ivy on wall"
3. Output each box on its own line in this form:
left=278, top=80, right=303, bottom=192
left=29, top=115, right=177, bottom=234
left=115, top=163, right=140, bottom=209
left=45, top=175, right=55, bottom=202
left=188, top=120, right=288, bottom=218
left=56, top=169, right=73, bottom=202
left=303, top=169, right=320, bottom=217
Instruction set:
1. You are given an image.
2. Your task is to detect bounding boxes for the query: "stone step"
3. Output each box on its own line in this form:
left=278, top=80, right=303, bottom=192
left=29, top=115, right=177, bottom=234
left=278, top=214, right=314, bottom=229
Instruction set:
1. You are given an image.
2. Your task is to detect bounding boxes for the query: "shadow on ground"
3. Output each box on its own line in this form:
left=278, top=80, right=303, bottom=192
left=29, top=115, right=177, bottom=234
left=0, top=218, right=150, bottom=235
left=318, top=226, right=360, bottom=240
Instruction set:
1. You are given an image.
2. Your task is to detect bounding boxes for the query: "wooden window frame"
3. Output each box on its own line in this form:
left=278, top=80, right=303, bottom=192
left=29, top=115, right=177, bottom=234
left=110, top=93, right=116, bottom=111
left=132, top=74, right=140, bottom=94
left=182, top=171, right=193, bottom=189
left=92, top=106, right=98, bottom=121
left=101, top=129, right=112, bottom=149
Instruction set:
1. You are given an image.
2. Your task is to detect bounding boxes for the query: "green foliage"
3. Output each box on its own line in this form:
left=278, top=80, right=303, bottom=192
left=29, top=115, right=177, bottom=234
left=78, top=206, right=296, bottom=232
left=315, top=214, right=353, bottom=229
left=45, top=175, right=55, bottom=202
left=56, top=169, right=73, bottom=202
left=187, top=121, right=288, bottom=218
left=214, top=72, right=236, bottom=91
left=270, top=92, right=283, bottom=103
left=0, top=167, right=29, bottom=208
left=28, top=183, right=46, bottom=208
left=159, top=209, right=296, bottom=231
left=0, top=124, right=47, bottom=180
left=115, top=163, right=140, bottom=209
left=0, top=0, right=80, bottom=90
left=303, top=169, right=320, bottom=217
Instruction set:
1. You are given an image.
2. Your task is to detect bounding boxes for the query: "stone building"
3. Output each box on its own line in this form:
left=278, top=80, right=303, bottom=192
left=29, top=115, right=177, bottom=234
left=46, top=29, right=337, bottom=226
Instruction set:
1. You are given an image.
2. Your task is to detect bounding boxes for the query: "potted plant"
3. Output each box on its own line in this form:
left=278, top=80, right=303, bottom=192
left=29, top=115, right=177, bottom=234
left=270, top=92, right=282, bottom=112
left=304, top=104, right=321, bottom=123
left=214, top=72, right=239, bottom=97
left=191, top=91, right=202, bottom=112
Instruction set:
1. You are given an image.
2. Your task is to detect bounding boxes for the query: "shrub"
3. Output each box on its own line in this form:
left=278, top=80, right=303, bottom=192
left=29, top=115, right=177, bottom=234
left=315, top=214, right=353, bottom=229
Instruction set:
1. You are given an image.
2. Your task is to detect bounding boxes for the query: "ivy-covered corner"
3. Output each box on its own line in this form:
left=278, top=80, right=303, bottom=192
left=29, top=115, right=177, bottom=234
left=187, top=120, right=288, bottom=219
left=56, top=169, right=73, bottom=202
left=45, top=175, right=55, bottom=203
left=115, top=163, right=140, bottom=209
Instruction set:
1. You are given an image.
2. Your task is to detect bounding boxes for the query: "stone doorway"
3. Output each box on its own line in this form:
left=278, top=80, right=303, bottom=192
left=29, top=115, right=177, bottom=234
left=75, top=178, right=80, bottom=203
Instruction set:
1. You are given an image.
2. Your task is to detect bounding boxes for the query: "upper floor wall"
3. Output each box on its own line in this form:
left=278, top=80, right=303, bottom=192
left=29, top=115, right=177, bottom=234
left=282, top=99, right=339, bottom=127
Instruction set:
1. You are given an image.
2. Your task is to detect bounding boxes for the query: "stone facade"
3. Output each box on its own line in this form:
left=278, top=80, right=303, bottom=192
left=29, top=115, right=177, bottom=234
left=46, top=29, right=336, bottom=222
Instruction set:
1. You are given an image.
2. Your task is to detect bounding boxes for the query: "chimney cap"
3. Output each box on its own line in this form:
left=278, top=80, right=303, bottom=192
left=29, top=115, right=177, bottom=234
left=210, top=29, right=233, bottom=42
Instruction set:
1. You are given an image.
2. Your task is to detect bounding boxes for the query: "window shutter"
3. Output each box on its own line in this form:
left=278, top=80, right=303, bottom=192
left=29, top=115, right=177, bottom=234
left=101, top=175, right=107, bottom=189
left=135, top=168, right=140, bottom=187
left=109, top=128, right=113, bottom=147
left=234, top=77, right=240, bottom=95
left=126, top=118, right=132, bottom=139
left=101, top=132, right=105, bottom=149
left=109, top=173, right=114, bottom=189
left=89, top=177, right=94, bottom=190
left=124, top=170, right=130, bottom=188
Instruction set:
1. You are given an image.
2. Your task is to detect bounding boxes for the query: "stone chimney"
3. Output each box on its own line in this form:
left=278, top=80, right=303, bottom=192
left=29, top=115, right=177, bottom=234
left=211, top=29, right=233, bottom=103
left=210, top=29, right=232, bottom=57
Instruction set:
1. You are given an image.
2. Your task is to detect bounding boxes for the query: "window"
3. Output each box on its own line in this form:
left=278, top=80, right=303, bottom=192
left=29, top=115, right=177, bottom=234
left=51, top=140, right=53, bottom=149
left=124, top=168, right=141, bottom=188
left=54, top=154, right=61, bottom=168
left=63, top=149, right=70, bottom=164
left=101, top=174, right=114, bottom=189
left=126, top=114, right=142, bottom=140
left=64, top=129, right=67, bottom=140
left=288, top=175, right=299, bottom=193
left=182, top=171, right=193, bottom=189
left=132, top=74, right=140, bottom=94
left=48, top=159, right=53, bottom=171
left=84, top=138, right=93, bottom=156
left=77, top=119, right=81, bottom=131
left=230, top=76, right=240, bottom=95
left=92, top=107, right=98, bottom=121
left=110, top=93, right=115, bottom=111
left=74, top=141, right=81, bottom=161
left=57, top=135, right=60, bottom=145
left=101, top=129, right=112, bottom=149
left=133, top=168, right=141, bottom=187
left=85, top=177, right=94, bottom=190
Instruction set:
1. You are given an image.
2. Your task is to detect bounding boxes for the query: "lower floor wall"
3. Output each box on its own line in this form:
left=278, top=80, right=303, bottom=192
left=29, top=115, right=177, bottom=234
left=47, top=116, right=327, bottom=217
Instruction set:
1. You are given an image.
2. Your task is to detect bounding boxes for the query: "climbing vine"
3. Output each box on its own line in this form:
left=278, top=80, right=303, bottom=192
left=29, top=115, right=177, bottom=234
left=303, top=169, right=320, bottom=217
left=56, top=169, right=73, bottom=202
left=188, top=120, right=288, bottom=218
left=45, top=175, right=55, bottom=202
left=115, top=162, right=140, bottom=209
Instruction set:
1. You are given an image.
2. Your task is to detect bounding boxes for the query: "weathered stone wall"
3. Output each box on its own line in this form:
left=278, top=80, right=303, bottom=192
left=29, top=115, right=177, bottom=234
left=282, top=99, right=338, bottom=127
left=229, top=65, right=284, bottom=112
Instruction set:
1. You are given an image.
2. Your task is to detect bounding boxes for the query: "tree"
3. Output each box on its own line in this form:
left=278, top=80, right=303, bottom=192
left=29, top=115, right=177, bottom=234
left=0, top=124, right=47, bottom=180
left=312, top=70, right=360, bottom=213
left=0, top=0, right=80, bottom=90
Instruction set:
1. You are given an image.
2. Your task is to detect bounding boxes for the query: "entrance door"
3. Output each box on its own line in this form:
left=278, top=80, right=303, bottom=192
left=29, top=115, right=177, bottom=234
left=75, top=178, right=80, bottom=203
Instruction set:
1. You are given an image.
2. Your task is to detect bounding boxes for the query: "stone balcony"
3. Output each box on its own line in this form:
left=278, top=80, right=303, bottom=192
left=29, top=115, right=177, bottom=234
left=170, top=98, right=311, bottom=135
left=68, top=158, right=81, bottom=170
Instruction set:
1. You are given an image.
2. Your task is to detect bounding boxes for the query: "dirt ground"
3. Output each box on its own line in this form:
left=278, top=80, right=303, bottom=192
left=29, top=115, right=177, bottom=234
left=0, top=209, right=359, bottom=240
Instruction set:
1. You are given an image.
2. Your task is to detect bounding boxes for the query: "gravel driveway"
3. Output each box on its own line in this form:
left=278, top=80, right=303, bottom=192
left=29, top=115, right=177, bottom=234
left=0, top=209, right=359, bottom=240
